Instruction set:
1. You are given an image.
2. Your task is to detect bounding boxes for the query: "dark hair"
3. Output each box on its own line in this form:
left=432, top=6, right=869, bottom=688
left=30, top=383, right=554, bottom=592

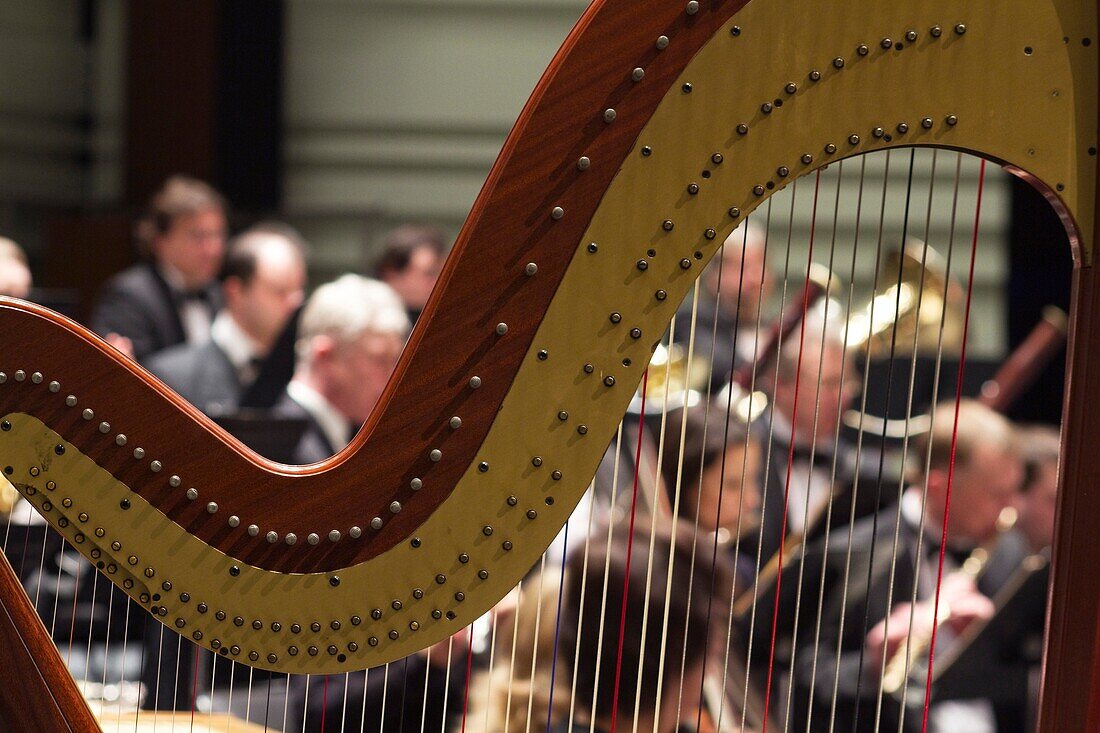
left=660, top=405, right=751, bottom=511
left=560, top=519, right=732, bottom=725
left=220, top=222, right=307, bottom=284
left=372, top=224, right=448, bottom=278
left=137, top=175, right=227, bottom=247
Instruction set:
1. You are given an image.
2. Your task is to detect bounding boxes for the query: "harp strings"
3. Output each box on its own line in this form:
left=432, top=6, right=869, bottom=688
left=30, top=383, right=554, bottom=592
left=868, top=147, right=929, bottom=733
left=778, top=168, right=832, bottom=732
left=740, top=198, right=780, bottom=732
left=864, top=148, right=923, bottom=733
left=801, top=157, right=852, bottom=731
left=606, top=369, right=650, bottom=733
left=845, top=147, right=900, bottom=733
left=0, top=152, right=1019, bottom=733
left=639, top=283, right=698, bottom=733
left=873, top=148, right=943, bottom=733
left=761, top=171, right=815, bottom=732
left=545, top=518, right=572, bottom=732
left=893, top=150, right=959, bottom=731
left=566, top=478, right=610, bottom=732
left=713, top=214, right=760, bottom=733
left=918, top=158, right=988, bottom=733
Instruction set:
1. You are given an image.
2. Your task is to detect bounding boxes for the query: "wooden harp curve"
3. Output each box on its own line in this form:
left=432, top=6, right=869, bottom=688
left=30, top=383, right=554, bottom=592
left=0, top=3, right=1095, bottom=727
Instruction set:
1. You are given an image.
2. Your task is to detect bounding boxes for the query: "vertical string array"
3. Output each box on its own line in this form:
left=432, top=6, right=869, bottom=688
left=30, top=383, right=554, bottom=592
left=0, top=150, right=1014, bottom=733
left=760, top=174, right=817, bottom=733
left=919, top=159, right=987, bottom=733
left=606, top=370, right=650, bottom=733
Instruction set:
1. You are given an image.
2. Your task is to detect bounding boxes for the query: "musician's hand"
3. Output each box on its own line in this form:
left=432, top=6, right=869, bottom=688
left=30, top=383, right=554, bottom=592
left=864, top=601, right=936, bottom=670
left=939, top=575, right=995, bottom=633
left=864, top=576, right=994, bottom=671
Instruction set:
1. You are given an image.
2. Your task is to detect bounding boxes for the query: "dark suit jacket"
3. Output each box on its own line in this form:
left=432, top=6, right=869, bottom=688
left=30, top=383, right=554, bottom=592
left=90, top=262, right=222, bottom=363
left=239, top=306, right=300, bottom=409
left=272, top=392, right=340, bottom=465
left=145, top=340, right=241, bottom=417
left=753, top=413, right=893, bottom=573
left=790, top=506, right=1033, bottom=733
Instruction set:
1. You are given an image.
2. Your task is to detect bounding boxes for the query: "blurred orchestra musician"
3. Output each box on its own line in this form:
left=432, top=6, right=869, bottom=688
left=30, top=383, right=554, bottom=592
left=0, top=237, right=32, bottom=300
left=372, top=223, right=448, bottom=324
left=1015, top=425, right=1059, bottom=555
left=238, top=222, right=448, bottom=410
left=660, top=403, right=763, bottom=588
left=945, top=423, right=1059, bottom=733
left=672, top=220, right=773, bottom=392
left=755, top=302, right=865, bottom=569
left=274, top=274, right=409, bottom=464
left=283, top=282, right=455, bottom=732
left=794, top=399, right=1024, bottom=733
left=91, top=176, right=228, bottom=363
left=557, top=519, right=766, bottom=733
left=146, top=223, right=307, bottom=417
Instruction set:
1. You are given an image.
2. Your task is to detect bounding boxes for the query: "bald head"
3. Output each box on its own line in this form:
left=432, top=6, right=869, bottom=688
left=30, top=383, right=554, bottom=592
left=770, top=303, right=856, bottom=448
left=915, top=400, right=1023, bottom=546
left=704, top=221, right=771, bottom=323
left=221, top=224, right=307, bottom=353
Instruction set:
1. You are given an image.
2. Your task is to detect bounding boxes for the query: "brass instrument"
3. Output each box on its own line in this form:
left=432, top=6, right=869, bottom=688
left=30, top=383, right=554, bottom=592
left=843, top=305, right=1068, bottom=438
left=629, top=342, right=708, bottom=415
left=840, top=238, right=966, bottom=437
left=846, top=238, right=966, bottom=361
left=641, top=264, right=834, bottom=420
left=879, top=505, right=1020, bottom=696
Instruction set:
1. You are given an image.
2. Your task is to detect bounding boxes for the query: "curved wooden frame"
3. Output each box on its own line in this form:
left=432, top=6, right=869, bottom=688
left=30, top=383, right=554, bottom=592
left=0, top=2, right=752, bottom=575
left=0, top=1, right=1096, bottom=730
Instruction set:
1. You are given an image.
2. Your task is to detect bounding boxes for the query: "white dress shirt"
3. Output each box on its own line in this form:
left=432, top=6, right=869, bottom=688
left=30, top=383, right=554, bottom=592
left=209, top=311, right=264, bottom=386
left=157, top=263, right=215, bottom=345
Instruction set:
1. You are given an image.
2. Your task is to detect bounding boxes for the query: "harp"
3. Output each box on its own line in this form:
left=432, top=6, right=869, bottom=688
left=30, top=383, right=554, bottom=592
left=0, top=0, right=1095, bottom=731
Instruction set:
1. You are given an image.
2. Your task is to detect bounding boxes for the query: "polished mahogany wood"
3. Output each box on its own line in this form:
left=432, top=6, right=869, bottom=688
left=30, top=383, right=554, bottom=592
left=0, top=547, right=100, bottom=731
left=1040, top=268, right=1100, bottom=731
left=1038, top=0, right=1100, bottom=718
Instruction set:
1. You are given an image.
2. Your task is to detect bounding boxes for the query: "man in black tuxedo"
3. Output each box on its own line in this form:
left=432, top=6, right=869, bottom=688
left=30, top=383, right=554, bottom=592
left=145, top=223, right=307, bottom=417
left=90, top=176, right=228, bottom=363
left=275, top=274, right=409, bottom=464
left=792, top=400, right=1023, bottom=733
